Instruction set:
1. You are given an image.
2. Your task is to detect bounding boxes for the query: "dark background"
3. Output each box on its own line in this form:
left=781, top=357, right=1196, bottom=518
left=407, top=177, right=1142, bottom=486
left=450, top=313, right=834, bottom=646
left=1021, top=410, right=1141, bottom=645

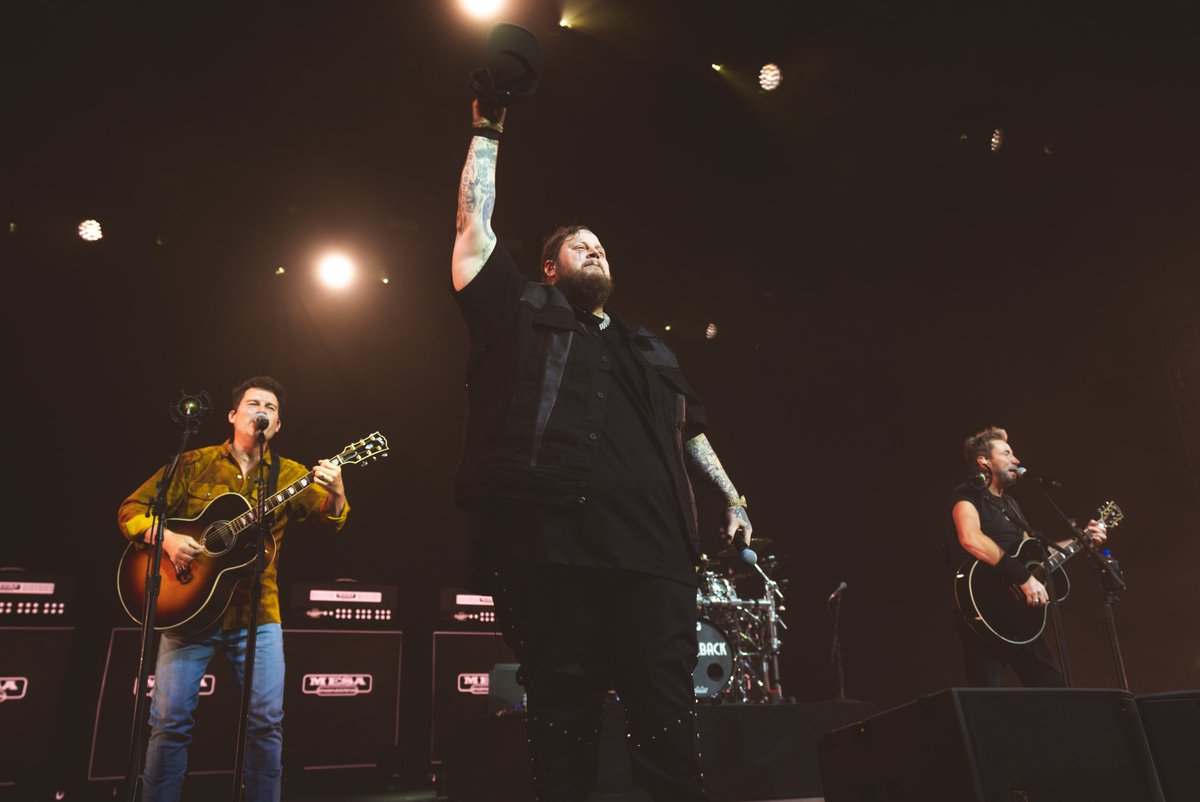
left=4, top=0, right=1198, bottom=790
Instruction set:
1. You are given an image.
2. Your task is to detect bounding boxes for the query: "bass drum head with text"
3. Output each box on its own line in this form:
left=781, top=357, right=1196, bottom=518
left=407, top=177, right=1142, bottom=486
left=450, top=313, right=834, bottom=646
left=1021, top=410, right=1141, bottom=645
left=693, top=619, right=733, bottom=699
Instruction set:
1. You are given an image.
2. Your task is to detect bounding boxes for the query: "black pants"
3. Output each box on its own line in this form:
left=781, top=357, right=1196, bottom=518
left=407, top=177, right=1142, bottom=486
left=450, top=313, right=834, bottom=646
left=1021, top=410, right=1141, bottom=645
left=958, top=621, right=1066, bottom=688
left=492, top=564, right=707, bottom=802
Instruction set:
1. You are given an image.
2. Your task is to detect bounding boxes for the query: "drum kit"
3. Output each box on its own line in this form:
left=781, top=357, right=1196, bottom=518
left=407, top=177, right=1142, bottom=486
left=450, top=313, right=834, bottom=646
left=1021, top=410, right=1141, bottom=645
left=693, top=538, right=788, bottom=703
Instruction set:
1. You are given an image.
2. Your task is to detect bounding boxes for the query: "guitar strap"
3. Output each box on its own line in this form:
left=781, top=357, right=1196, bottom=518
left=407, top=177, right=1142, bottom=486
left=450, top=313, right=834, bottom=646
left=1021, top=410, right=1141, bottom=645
left=264, top=453, right=282, bottom=525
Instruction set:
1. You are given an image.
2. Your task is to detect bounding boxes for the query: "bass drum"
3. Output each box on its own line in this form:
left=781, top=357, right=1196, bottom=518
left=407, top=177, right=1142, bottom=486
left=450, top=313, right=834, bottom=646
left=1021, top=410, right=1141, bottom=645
left=692, top=619, right=733, bottom=700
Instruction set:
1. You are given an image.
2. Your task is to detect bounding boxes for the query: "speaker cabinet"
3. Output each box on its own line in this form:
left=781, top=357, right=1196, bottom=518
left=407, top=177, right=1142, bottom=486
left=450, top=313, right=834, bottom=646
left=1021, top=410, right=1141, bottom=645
left=819, top=688, right=1164, bottom=802
left=1137, top=691, right=1200, bottom=802
left=0, top=627, right=75, bottom=787
left=88, top=627, right=402, bottom=781
left=430, top=631, right=516, bottom=765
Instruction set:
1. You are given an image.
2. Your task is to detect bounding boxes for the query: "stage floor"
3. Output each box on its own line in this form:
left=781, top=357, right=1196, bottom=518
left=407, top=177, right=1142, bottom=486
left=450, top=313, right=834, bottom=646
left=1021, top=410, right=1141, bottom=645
left=283, top=794, right=822, bottom=802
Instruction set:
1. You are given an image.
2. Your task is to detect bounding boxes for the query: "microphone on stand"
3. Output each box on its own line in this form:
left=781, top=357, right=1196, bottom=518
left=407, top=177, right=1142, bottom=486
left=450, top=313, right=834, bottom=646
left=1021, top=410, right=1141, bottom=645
left=1015, top=466, right=1062, bottom=488
left=169, top=391, right=212, bottom=427
left=827, top=581, right=848, bottom=604
left=253, top=412, right=270, bottom=431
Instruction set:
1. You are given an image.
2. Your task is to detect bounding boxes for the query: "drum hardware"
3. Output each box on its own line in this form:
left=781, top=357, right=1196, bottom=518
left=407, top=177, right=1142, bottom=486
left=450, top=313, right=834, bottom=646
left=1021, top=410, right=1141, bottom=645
left=694, top=549, right=787, bottom=703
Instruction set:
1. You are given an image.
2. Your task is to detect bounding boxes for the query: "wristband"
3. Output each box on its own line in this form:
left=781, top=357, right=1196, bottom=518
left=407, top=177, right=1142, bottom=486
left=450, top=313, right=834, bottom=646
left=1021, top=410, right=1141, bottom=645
left=727, top=495, right=747, bottom=509
left=997, top=554, right=1032, bottom=585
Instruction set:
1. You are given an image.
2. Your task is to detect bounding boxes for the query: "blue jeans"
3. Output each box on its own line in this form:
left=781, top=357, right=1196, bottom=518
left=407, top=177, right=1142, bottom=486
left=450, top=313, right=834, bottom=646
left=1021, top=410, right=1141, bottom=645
left=142, top=623, right=285, bottom=802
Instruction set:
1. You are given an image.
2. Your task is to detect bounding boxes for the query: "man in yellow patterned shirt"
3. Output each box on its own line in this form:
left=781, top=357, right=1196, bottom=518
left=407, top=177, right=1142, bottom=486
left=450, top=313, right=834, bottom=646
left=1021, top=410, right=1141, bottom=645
left=118, top=376, right=348, bottom=802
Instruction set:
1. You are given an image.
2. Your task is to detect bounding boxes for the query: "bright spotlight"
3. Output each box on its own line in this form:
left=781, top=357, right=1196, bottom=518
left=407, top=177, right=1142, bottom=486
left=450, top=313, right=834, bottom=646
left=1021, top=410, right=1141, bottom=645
left=559, top=18, right=571, bottom=28
left=990, top=128, right=1004, bottom=152
left=317, top=253, right=355, bottom=289
left=460, top=0, right=502, bottom=19
left=78, top=219, right=103, bottom=241
left=705, top=323, right=719, bottom=340
left=758, top=63, right=782, bottom=91
left=710, top=63, right=724, bottom=72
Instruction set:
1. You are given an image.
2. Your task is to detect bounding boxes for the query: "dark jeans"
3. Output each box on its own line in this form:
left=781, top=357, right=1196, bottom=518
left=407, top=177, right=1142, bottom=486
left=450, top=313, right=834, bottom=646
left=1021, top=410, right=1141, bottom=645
left=492, top=564, right=707, bottom=802
left=958, top=621, right=1066, bottom=688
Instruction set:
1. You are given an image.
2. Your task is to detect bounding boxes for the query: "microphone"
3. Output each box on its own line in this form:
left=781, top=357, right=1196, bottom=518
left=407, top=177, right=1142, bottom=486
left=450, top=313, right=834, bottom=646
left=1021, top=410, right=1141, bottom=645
left=731, top=534, right=757, bottom=566
left=169, top=391, right=212, bottom=426
left=827, top=581, right=848, bottom=604
left=253, top=412, right=270, bottom=431
left=1015, top=466, right=1062, bottom=488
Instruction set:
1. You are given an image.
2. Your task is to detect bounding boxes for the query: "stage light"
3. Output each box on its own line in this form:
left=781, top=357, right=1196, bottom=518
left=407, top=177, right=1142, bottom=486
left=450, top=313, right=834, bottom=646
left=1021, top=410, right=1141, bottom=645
left=990, top=128, right=1003, bottom=152
left=460, top=0, right=502, bottom=19
left=559, top=18, right=571, bottom=28
left=710, top=64, right=723, bottom=72
left=758, top=63, right=782, bottom=91
left=381, top=275, right=390, bottom=285
left=664, top=324, right=672, bottom=331
left=317, top=253, right=355, bottom=289
left=705, top=323, right=718, bottom=340
left=275, top=266, right=286, bottom=276
left=78, top=219, right=103, bottom=241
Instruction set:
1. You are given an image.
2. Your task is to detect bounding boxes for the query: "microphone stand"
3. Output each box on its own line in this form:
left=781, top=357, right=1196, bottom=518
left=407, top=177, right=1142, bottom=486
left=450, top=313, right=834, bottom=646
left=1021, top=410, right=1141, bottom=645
left=1097, top=552, right=1130, bottom=690
left=125, top=394, right=209, bottom=802
left=1030, top=483, right=1130, bottom=690
left=1025, top=524, right=1072, bottom=686
left=232, top=426, right=270, bottom=802
left=752, top=562, right=786, bottom=702
left=828, top=591, right=846, bottom=701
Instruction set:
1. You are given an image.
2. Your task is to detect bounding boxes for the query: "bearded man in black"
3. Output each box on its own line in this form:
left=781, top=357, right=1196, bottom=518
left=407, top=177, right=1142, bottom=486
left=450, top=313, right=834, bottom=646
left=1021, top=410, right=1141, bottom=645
left=449, top=100, right=754, bottom=802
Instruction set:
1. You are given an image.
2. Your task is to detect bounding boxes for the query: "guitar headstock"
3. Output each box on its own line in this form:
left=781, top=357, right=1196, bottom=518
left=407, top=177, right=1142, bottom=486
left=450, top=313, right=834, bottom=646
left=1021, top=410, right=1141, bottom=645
left=1097, top=500, right=1124, bottom=530
left=336, top=432, right=390, bottom=467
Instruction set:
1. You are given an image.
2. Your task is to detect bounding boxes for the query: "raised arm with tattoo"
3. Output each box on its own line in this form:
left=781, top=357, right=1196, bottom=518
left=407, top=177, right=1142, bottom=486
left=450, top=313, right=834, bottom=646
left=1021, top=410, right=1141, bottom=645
left=685, top=433, right=753, bottom=545
left=452, top=100, right=506, bottom=291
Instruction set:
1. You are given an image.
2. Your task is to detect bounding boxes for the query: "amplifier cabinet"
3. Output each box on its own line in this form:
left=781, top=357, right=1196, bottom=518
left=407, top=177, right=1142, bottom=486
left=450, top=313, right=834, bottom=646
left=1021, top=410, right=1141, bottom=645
left=0, top=627, right=75, bottom=788
left=88, top=627, right=402, bottom=781
left=430, top=631, right=516, bottom=765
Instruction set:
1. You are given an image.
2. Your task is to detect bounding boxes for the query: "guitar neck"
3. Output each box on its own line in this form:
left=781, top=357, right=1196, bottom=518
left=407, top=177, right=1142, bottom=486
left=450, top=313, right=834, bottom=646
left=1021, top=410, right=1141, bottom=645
left=1044, top=538, right=1085, bottom=572
left=228, top=457, right=344, bottom=535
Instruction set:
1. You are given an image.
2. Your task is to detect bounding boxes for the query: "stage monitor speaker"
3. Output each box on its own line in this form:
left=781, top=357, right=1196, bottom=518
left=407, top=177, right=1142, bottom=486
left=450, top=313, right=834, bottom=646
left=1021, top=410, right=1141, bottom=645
left=819, top=687, right=1164, bottom=802
left=0, top=627, right=75, bottom=787
left=1136, top=690, right=1200, bottom=802
left=88, top=627, right=402, bottom=782
left=430, top=630, right=516, bottom=765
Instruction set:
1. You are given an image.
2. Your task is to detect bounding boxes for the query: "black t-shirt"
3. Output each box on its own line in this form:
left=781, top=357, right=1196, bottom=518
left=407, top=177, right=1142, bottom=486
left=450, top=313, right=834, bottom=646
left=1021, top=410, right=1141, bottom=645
left=946, top=482, right=1029, bottom=566
left=529, top=313, right=694, bottom=585
left=457, top=248, right=699, bottom=587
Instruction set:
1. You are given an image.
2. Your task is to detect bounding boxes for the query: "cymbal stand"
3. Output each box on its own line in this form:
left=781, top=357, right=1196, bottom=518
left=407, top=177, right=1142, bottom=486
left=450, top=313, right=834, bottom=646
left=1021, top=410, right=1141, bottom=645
left=753, top=562, right=786, bottom=702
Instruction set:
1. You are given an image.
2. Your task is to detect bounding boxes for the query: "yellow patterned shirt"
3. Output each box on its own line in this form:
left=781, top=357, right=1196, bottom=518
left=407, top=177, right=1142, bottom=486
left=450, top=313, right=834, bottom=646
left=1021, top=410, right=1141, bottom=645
left=118, top=440, right=349, bottom=629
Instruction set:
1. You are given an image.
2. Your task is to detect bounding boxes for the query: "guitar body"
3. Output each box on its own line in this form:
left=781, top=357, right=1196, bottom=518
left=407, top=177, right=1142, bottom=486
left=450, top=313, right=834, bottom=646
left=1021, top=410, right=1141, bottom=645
left=117, top=493, right=278, bottom=636
left=954, top=538, right=1070, bottom=645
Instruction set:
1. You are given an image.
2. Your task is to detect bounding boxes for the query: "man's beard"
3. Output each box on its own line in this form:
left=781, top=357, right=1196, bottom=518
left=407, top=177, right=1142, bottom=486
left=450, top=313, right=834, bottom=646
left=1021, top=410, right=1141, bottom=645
left=556, top=268, right=614, bottom=312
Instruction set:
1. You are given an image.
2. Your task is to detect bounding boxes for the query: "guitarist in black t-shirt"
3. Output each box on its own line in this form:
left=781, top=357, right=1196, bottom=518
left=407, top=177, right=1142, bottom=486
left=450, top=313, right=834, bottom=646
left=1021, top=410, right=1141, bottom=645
left=947, top=426, right=1107, bottom=687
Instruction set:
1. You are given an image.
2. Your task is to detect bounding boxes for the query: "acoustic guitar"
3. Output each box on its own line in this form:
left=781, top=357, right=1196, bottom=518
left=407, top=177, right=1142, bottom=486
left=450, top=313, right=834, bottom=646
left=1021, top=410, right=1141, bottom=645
left=954, top=500, right=1123, bottom=645
left=117, top=432, right=388, bottom=635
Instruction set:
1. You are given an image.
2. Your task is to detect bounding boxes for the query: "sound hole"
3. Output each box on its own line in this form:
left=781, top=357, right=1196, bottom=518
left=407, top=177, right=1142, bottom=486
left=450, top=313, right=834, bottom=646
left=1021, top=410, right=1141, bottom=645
left=204, top=522, right=236, bottom=556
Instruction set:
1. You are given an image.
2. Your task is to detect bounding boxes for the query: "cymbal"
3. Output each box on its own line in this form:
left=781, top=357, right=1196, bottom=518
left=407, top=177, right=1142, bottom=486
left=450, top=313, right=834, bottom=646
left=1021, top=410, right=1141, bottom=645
left=716, top=537, right=773, bottom=558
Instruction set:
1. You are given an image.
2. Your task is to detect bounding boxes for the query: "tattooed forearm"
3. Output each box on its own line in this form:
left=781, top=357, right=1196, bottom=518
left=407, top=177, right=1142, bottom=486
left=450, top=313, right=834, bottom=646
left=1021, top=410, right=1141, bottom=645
left=456, top=137, right=499, bottom=239
left=684, top=433, right=739, bottom=501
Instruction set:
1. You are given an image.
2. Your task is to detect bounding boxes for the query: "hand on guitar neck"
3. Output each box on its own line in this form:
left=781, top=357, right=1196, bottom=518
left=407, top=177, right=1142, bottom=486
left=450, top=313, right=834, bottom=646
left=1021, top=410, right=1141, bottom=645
left=1016, top=519, right=1107, bottom=608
